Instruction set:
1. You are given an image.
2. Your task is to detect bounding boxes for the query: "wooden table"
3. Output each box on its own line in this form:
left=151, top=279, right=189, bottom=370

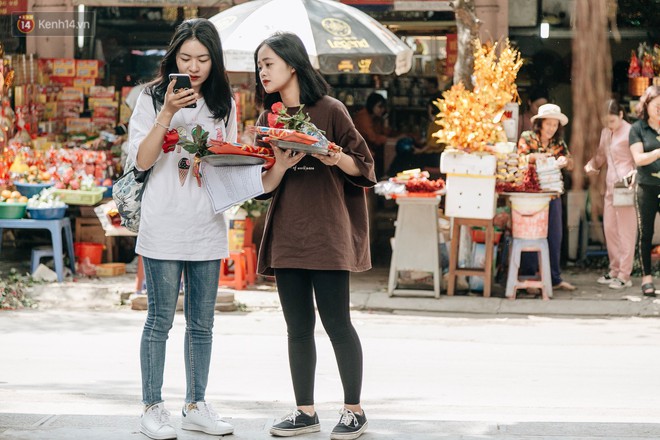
left=446, top=217, right=494, bottom=297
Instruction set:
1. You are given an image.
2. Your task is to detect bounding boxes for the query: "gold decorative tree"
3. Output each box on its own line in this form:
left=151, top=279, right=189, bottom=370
left=433, top=39, right=522, bottom=153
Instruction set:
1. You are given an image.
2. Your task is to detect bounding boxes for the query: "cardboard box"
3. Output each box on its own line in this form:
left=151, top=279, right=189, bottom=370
left=66, top=117, right=92, bottom=133
left=73, top=77, right=96, bottom=93
left=440, top=150, right=497, bottom=176
left=52, top=59, right=76, bottom=77
left=76, top=60, right=99, bottom=78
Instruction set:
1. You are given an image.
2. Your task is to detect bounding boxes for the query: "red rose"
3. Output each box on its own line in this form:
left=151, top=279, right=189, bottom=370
left=161, top=129, right=180, bottom=153
left=271, top=102, right=284, bottom=114
left=267, top=112, right=284, bottom=129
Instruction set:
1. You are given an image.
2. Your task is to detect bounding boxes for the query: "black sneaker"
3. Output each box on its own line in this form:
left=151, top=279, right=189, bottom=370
left=270, top=409, right=320, bottom=437
left=330, top=408, right=368, bottom=440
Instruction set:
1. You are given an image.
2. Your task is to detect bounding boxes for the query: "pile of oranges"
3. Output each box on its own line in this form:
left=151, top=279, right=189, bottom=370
left=14, top=166, right=52, bottom=184
left=1, top=189, right=29, bottom=204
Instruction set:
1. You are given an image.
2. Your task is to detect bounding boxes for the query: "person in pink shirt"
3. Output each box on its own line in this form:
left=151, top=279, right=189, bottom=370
left=585, top=99, right=637, bottom=289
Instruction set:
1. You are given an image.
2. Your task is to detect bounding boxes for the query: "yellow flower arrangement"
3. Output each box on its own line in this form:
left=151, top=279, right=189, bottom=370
left=433, top=39, right=522, bottom=153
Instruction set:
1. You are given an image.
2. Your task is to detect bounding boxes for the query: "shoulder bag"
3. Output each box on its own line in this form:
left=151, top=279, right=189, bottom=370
left=112, top=161, right=151, bottom=233
left=606, top=137, right=636, bottom=207
left=112, top=92, right=158, bottom=232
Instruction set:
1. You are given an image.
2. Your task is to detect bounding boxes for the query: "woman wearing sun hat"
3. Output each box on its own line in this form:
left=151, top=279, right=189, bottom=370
left=517, top=103, right=576, bottom=291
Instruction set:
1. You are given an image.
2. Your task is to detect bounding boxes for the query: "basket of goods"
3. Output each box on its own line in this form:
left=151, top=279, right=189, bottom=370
left=0, top=189, right=28, bottom=219
left=53, top=172, right=105, bottom=206
left=13, top=166, right=55, bottom=198
left=26, top=187, right=68, bottom=220
left=392, top=170, right=445, bottom=198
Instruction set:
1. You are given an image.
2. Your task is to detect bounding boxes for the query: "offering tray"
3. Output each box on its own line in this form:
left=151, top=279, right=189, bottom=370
left=201, top=154, right=273, bottom=167
left=270, top=139, right=330, bottom=156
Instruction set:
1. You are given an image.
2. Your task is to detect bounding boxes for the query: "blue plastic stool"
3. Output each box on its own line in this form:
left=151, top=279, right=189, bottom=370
left=0, top=217, right=75, bottom=283
left=31, top=246, right=55, bottom=273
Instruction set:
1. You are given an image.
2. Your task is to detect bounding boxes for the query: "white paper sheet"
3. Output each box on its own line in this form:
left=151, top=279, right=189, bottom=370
left=203, top=163, right=264, bottom=214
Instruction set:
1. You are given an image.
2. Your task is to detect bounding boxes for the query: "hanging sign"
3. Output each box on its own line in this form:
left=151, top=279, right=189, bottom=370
left=71, top=0, right=221, bottom=5
left=445, top=33, right=457, bottom=76
left=393, top=0, right=452, bottom=11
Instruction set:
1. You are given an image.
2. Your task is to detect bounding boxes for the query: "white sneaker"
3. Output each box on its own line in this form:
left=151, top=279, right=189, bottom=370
left=181, top=401, right=234, bottom=435
left=609, top=278, right=633, bottom=289
left=597, top=274, right=614, bottom=284
left=140, top=403, right=177, bottom=440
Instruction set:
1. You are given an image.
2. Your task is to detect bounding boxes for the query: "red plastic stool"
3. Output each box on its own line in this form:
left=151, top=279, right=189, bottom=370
left=243, top=244, right=257, bottom=286
left=219, top=250, right=248, bottom=290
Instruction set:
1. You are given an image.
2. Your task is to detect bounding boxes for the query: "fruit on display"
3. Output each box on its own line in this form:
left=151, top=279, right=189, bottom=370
left=0, top=189, right=28, bottom=203
left=13, top=165, right=52, bottom=184
left=53, top=167, right=98, bottom=191
left=26, top=187, right=66, bottom=208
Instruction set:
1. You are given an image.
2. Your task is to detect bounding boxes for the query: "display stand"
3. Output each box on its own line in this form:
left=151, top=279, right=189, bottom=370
left=387, top=195, right=442, bottom=298
left=446, top=217, right=494, bottom=297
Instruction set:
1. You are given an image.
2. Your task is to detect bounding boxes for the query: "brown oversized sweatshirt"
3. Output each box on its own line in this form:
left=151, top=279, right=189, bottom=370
left=256, top=95, right=377, bottom=276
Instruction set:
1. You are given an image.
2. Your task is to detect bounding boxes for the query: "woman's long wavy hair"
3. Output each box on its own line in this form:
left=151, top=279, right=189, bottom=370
left=636, top=85, right=660, bottom=121
left=146, top=18, right=232, bottom=122
left=253, top=32, right=329, bottom=110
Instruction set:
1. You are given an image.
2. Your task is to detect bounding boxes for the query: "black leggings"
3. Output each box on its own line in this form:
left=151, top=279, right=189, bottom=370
left=636, top=184, right=660, bottom=276
left=274, top=268, right=363, bottom=406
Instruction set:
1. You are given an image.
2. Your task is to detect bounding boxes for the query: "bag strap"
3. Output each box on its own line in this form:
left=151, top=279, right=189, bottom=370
left=604, top=130, right=623, bottom=182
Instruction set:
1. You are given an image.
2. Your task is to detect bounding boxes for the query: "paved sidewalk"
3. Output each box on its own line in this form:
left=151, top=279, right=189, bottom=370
left=23, top=265, right=660, bottom=317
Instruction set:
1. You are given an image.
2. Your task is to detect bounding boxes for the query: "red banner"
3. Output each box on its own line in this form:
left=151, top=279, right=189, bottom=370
left=0, top=0, right=27, bottom=15
left=340, top=1, right=393, bottom=5
left=445, top=33, right=457, bottom=77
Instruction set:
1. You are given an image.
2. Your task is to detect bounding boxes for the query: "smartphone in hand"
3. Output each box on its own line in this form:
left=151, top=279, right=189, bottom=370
left=168, top=73, right=196, bottom=108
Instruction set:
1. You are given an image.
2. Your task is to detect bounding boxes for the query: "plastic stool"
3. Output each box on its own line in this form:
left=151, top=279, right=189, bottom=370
left=219, top=250, right=248, bottom=290
left=505, top=238, right=552, bottom=300
left=31, top=246, right=55, bottom=274
left=244, top=244, right=257, bottom=286
left=0, top=218, right=75, bottom=283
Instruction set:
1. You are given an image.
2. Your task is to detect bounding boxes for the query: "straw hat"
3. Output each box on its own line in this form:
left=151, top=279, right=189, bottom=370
left=530, top=103, right=569, bottom=126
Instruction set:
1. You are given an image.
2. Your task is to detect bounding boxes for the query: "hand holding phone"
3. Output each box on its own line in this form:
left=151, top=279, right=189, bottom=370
left=168, top=73, right=196, bottom=108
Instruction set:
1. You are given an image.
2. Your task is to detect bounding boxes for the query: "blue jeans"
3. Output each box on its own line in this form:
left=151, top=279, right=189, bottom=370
left=140, top=257, right=220, bottom=405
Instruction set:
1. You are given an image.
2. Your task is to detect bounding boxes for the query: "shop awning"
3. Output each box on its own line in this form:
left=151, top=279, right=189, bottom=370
left=341, top=0, right=453, bottom=11
left=70, top=0, right=224, bottom=6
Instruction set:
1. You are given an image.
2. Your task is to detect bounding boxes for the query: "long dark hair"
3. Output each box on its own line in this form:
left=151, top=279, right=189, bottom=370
left=254, top=32, right=329, bottom=110
left=146, top=18, right=232, bottom=122
left=606, top=98, right=626, bottom=121
left=636, top=85, right=660, bottom=121
left=365, top=92, right=386, bottom=114
left=532, top=117, right=564, bottom=143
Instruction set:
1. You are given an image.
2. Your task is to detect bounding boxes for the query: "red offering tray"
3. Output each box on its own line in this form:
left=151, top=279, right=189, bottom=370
left=206, top=141, right=275, bottom=169
left=252, top=126, right=319, bottom=145
left=391, top=191, right=443, bottom=199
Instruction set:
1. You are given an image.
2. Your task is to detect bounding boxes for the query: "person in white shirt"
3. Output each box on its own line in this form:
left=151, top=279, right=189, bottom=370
left=127, top=18, right=237, bottom=440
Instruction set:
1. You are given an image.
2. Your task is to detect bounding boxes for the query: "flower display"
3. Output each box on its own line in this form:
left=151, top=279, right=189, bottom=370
left=267, top=102, right=325, bottom=138
left=433, top=39, right=522, bottom=153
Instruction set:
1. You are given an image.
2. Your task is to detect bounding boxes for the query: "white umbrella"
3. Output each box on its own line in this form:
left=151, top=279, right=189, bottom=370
left=210, top=0, right=413, bottom=75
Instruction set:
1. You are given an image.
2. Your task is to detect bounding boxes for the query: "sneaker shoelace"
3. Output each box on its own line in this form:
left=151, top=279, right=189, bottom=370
left=148, top=405, right=171, bottom=425
left=194, top=402, right=220, bottom=421
left=338, top=409, right=358, bottom=427
left=282, top=409, right=303, bottom=423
